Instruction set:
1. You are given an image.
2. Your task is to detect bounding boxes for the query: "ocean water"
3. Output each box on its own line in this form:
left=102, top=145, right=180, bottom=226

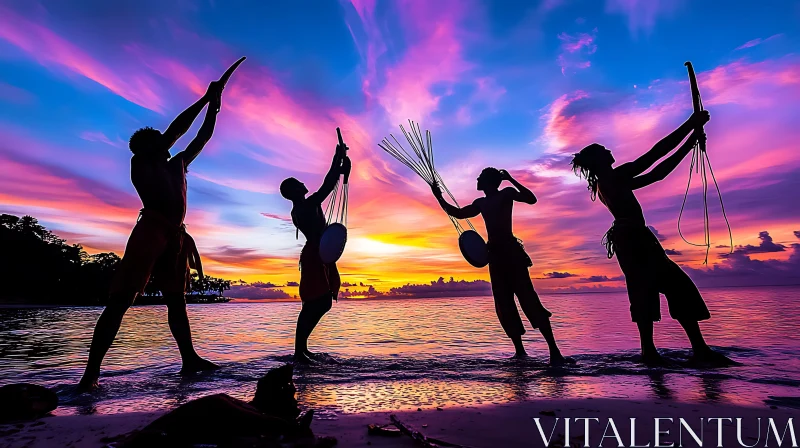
left=0, top=286, right=798, bottom=417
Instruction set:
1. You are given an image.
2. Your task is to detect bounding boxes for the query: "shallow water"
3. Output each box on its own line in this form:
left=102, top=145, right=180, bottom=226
left=1, top=286, right=798, bottom=416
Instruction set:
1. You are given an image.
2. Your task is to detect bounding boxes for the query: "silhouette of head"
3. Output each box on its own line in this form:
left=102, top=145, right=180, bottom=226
left=571, top=143, right=614, bottom=201
left=477, top=167, right=502, bottom=191
left=129, top=127, right=167, bottom=159
left=280, top=177, right=308, bottom=201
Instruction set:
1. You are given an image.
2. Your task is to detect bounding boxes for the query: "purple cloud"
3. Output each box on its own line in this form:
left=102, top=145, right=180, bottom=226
left=228, top=284, right=290, bottom=300
left=261, top=213, right=292, bottom=223
left=556, top=29, right=597, bottom=75
left=541, top=271, right=579, bottom=279
left=664, top=248, right=682, bottom=256
left=250, top=281, right=281, bottom=288
left=647, top=225, right=667, bottom=241
left=389, top=277, right=492, bottom=298
left=205, top=245, right=265, bottom=264
left=580, top=275, right=625, bottom=283
left=683, top=231, right=800, bottom=287
left=724, top=231, right=786, bottom=257
left=735, top=34, right=784, bottom=50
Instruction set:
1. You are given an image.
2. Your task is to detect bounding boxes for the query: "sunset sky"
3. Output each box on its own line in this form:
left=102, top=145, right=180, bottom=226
left=1, top=0, right=798, bottom=297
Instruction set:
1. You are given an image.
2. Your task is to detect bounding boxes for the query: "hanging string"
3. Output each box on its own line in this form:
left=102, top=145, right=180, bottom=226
left=379, top=120, right=476, bottom=235
left=325, top=180, right=340, bottom=225
left=676, top=91, right=733, bottom=264
left=324, top=176, right=349, bottom=227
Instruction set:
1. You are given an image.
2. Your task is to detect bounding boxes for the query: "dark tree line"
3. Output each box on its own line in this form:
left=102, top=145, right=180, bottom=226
left=0, top=214, right=230, bottom=305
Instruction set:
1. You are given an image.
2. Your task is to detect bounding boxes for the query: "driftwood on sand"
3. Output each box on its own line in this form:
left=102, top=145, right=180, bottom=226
left=389, top=414, right=473, bottom=448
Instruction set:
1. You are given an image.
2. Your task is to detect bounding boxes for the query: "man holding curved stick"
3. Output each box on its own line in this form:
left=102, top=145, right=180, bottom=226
left=570, top=110, right=736, bottom=367
left=279, top=135, right=351, bottom=363
left=432, top=168, right=573, bottom=364
left=78, top=78, right=232, bottom=390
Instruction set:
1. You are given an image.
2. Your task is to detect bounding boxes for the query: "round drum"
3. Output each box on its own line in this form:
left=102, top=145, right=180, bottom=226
left=319, top=223, right=348, bottom=264
left=458, top=230, right=488, bottom=268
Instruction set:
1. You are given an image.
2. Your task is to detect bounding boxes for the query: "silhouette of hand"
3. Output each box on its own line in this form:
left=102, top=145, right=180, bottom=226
left=336, top=143, right=348, bottom=158
left=209, top=94, right=221, bottom=112
left=431, top=182, right=443, bottom=198
left=341, top=156, right=352, bottom=173
left=499, top=169, right=512, bottom=181
left=695, top=131, right=707, bottom=146
left=206, top=81, right=223, bottom=99
left=206, top=81, right=224, bottom=111
left=691, top=110, right=710, bottom=126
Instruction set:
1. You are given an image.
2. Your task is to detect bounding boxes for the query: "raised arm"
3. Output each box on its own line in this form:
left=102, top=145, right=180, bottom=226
left=174, top=82, right=225, bottom=167
left=162, top=86, right=213, bottom=150
left=175, top=104, right=217, bottom=168
left=629, top=132, right=701, bottom=190
left=307, top=145, right=346, bottom=205
left=618, top=110, right=709, bottom=178
left=431, top=183, right=480, bottom=219
left=499, top=170, right=537, bottom=204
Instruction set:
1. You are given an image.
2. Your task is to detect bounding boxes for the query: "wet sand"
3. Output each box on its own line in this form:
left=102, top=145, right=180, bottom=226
left=2, top=398, right=796, bottom=448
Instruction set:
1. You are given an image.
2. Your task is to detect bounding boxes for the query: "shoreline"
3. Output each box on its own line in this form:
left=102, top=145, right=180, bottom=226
left=2, top=284, right=798, bottom=308
left=2, top=398, right=796, bottom=448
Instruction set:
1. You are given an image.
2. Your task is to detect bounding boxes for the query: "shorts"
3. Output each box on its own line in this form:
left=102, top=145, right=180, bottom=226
left=612, top=225, right=710, bottom=323
left=110, top=210, right=198, bottom=298
left=298, top=243, right=340, bottom=302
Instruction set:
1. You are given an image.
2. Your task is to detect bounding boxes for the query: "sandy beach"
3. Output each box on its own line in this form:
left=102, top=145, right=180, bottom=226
left=2, top=398, right=796, bottom=448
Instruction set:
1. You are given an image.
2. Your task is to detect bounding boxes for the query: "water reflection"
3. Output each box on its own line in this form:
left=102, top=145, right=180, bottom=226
left=0, top=286, right=798, bottom=415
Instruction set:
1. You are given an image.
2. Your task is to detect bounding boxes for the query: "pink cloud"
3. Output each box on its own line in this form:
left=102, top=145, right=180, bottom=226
left=79, top=131, right=125, bottom=148
left=342, top=0, right=385, bottom=97
left=0, top=154, right=139, bottom=251
left=345, top=0, right=475, bottom=124
left=455, top=77, right=507, bottom=125
left=260, top=213, right=292, bottom=223
left=558, top=31, right=597, bottom=53
left=539, top=91, right=591, bottom=153
left=376, top=21, right=472, bottom=124
left=216, top=67, right=388, bottom=177
left=699, top=58, right=800, bottom=108
left=556, top=29, right=597, bottom=75
left=735, top=34, right=784, bottom=51
left=0, top=5, right=165, bottom=112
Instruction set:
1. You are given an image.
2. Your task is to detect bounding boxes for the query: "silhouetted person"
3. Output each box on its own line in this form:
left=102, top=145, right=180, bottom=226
left=78, top=82, right=225, bottom=390
left=433, top=168, right=572, bottom=364
left=280, top=144, right=351, bottom=363
left=570, top=110, right=735, bottom=367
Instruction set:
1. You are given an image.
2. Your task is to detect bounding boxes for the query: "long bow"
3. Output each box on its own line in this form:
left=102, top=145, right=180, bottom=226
left=677, top=61, right=733, bottom=264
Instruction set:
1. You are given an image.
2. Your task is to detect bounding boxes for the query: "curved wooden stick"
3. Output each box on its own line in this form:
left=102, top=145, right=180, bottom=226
left=215, top=56, right=246, bottom=112
left=684, top=61, right=706, bottom=152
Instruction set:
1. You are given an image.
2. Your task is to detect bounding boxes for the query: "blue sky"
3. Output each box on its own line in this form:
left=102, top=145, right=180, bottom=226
left=1, top=0, right=799, bottom=293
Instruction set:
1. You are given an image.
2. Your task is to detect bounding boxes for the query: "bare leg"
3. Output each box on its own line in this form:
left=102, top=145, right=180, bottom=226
left=514, top=274, right=573, bottom=365
left=79, top=293, right=136, bottom=389
left=537, top=319, right=575, bottom=365
left=294, top=296, right=332, bottom=363
left=510, top=335, right=527, bottom=358
left=164, top=294, right=218, bottom=373
left=679, top=319, right=737, bottom=366
left=636, top=321, right=668, bottom=366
